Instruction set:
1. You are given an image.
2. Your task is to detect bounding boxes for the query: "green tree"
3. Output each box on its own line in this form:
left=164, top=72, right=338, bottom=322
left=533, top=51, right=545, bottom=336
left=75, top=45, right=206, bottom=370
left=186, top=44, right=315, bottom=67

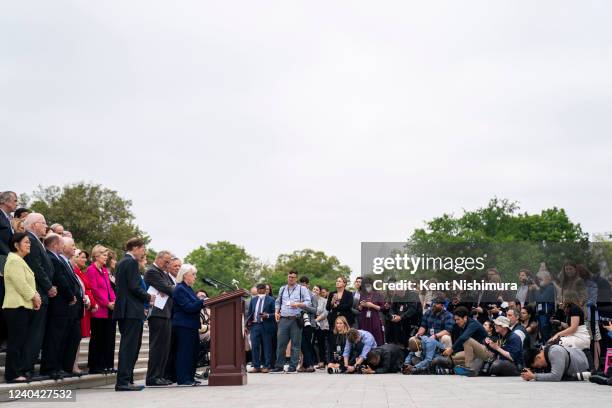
left=185, top=241, right=261, bottom=294
left=408, top=198, right=589, bottom=281
left=263, top=249, right=352, bottom=295
left=25, top=182, right=147, bottom=255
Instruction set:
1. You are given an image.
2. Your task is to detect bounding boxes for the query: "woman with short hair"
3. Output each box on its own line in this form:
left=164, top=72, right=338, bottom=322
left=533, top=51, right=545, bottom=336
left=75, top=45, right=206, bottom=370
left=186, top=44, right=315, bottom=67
left=86, top=245, right=116, bottom=374
left=2, top=232, right=41, bottom=383
left=173, top=264, right=206, bottom=386
left=71, top=249, right=98, bottom=374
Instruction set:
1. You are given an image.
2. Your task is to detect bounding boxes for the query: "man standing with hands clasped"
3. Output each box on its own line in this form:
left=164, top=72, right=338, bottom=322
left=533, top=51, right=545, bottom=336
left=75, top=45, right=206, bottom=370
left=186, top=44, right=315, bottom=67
left=113, top=238, right=155, bottom=391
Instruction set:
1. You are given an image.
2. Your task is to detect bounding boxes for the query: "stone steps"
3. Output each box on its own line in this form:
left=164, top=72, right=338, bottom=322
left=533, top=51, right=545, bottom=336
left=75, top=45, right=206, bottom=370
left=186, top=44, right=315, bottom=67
left=0, top=326, right=151, bottom=401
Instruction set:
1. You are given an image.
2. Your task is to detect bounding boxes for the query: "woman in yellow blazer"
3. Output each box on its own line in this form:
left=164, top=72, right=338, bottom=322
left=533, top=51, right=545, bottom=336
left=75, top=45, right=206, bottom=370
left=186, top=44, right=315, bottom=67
left=2, top=232, right=41, bottom=383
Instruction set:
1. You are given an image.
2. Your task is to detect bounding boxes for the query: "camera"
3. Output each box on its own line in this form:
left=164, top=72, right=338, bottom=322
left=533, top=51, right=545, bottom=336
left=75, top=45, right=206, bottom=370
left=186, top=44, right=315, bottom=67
left=302, top=312, right=311, bottom=327
left=327, top=365, right=346, bottom=374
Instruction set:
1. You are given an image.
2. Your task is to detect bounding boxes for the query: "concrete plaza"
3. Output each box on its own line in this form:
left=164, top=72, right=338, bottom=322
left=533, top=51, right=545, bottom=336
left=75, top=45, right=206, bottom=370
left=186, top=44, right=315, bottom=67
left=3, top=370, right=610, bottom=408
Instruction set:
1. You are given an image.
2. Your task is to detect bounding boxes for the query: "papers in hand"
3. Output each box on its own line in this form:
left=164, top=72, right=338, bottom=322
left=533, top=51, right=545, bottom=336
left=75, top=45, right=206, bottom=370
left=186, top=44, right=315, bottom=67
left=147, top=286, right=168, bottom=310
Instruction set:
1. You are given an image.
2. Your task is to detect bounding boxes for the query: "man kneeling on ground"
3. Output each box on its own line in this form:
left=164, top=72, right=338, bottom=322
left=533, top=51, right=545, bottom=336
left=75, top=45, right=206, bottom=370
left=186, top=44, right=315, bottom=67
left=343, top=329, right=377, bottom=373
left=403, top=335, right=446, bottom=374
left=363, top=343, right=404, bottom=374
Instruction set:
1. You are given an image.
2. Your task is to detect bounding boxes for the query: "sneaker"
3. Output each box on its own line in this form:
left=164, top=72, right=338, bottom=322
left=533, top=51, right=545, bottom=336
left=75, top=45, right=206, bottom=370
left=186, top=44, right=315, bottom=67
left=269, top=367, right=284, bottom=374
left=454, top=365, right=477, bottom=377
left=285, top=367, right=297, bottom=373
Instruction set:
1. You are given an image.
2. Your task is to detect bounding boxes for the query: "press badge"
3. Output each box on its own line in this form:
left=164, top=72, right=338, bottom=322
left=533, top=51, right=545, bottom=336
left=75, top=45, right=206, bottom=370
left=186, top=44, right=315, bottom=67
left=366, top=311, right=372, bottom=318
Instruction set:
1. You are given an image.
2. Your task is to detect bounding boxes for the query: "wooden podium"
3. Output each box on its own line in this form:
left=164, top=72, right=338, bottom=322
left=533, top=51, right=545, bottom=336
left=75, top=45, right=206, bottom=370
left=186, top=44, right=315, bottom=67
left=206, top=289, right=248, bottom=386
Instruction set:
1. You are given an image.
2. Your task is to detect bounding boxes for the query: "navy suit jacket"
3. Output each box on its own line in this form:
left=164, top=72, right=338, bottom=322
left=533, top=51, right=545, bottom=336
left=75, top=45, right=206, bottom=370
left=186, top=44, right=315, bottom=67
left=113, top=255, right=150, bottom=320
left=24, top=231, right=53, bottom=302
left=247, top=295, right=276, bottom=331
left=46, top=250, right=80, bottom=318
left=0, top=210, right=12, bottom=257
left=172, top=282, right=204, bottom=330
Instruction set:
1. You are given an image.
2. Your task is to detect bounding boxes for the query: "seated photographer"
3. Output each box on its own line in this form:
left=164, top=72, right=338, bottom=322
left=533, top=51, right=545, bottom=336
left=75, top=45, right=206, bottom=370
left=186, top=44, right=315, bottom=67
left=363, top=343, right=404, bottom=374
left=415, top=294, right=454, bottom=349
left=403, top=335, right=446, bottom=374
left=327, top=316, right=350, bottom=370
left=521, top=344, right=590, bottom=382
left=548, top=291, right=590, bottom=350
left=343, top=328, right=377, bottom=373
left=442, top=306, right=488, bottom=373
left=482, top=316, right=523, bottom=376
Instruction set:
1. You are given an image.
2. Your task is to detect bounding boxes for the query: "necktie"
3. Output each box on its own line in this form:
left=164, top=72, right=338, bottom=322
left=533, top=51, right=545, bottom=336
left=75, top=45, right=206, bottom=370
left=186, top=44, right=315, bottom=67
left=61, top=256, right=83, bottom=298
left=255, top=297, right=263, bottom=323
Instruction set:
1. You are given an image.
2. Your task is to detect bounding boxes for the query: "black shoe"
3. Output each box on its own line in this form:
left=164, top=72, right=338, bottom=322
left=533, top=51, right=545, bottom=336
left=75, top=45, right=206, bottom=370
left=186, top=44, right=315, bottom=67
left=49, top=371, right=64, bottom=381
left=146, top=378, right=170, bottom=387
left=177, top=381, right=199, bottom=387
left=7, top=378, right=30, bottom=384
left=161, top=378, right=174, bottom=385
left=89, top=369, right=104, bottom=375
left=286, top=367, right=297, bottom=373
left=115, top=384, right=145, bottom=391
left=194, top=380, right=202, bottom=385
left=28, top=374, right=50, bottom=382
left=589, top=375, right=612, bottom=386
left=269, top=367, right=284, bottom=373
left=58, top=370, right=74, bottom=378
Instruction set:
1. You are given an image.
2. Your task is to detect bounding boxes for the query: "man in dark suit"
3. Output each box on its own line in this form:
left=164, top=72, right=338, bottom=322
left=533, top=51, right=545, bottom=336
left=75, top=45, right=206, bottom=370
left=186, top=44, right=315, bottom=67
left=40, top=234, right=82, bottom=379
left=113, top=237, right=154, bottom=391
left=23, top=213, right=56, bottom=378
left=0, top=191, right=18, bottom=352
left=0, top=191, right=16, bottom=257
left=143, top=250, right=175, bottom=386
left=247, top=283, right=276, bottom=373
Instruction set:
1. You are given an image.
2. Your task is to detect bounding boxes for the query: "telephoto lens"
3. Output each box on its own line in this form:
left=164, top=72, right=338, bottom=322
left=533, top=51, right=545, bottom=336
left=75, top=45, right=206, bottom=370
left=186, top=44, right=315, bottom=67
left=327, top=366, right=346, bottom=374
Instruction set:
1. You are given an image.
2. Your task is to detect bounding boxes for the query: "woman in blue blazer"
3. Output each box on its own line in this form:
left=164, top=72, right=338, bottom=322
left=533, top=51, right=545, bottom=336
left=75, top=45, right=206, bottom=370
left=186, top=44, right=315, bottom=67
left=172, top=264, right=205, bottom=386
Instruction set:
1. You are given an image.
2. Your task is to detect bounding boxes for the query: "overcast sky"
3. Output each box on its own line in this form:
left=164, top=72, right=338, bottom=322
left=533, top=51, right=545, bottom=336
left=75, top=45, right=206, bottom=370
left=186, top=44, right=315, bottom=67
left=2, top=1, right=611, bottom=275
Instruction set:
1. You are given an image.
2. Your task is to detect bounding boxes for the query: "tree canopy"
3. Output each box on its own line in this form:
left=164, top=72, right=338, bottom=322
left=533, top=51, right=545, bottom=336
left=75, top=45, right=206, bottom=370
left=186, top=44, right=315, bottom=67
left=24, top=182, right=147, bottom=255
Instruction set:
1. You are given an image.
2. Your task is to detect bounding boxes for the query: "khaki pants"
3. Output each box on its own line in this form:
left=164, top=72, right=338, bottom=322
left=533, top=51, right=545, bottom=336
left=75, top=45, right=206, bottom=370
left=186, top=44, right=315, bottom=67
left=453, top=338, right=492, bottom=367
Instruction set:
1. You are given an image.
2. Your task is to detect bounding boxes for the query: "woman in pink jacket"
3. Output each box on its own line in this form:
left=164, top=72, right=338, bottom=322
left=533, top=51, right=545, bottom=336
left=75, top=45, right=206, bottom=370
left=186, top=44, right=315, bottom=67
left=86, top=245, right=117, bottom=374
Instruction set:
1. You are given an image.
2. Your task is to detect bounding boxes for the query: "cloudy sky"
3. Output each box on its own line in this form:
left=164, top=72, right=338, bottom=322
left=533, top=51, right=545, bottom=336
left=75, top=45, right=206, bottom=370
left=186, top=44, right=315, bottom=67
left=2, top=1, right=611, bottom=275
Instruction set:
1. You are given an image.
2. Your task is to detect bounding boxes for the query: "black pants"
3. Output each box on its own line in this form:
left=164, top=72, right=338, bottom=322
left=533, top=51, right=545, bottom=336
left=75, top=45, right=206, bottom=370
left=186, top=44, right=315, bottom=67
left=40, top=315, right=81, bottom=374
left=301, top=325, right=316, bottom=368
left=0, top=277, right=8, bottom=348
left=25, top=301, right=47, bottom=373
left=164, top=326, right=177, bottom=382
left=146, top=317, right=172, bottom=382
left=89, top=317, right=116, bottom=372
left=3, top=307, right=33, bottom=381
left=175, top=326, right=199, bottom=384
left=313, top=329, right=328, bottom=364
left=116, top=319, right=143, bottom=386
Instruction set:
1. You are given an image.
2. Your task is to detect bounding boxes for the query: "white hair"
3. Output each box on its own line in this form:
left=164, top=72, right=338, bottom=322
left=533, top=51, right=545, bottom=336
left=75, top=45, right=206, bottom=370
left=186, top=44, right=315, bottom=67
left=23, top=212, right=44, bottom=230
left=177, top=263, right=197, bottom=283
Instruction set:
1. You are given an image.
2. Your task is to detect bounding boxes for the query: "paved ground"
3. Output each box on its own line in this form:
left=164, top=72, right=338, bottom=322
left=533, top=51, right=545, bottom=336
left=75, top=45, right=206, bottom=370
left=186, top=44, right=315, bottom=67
left=3, top=370, right=610, bottom=408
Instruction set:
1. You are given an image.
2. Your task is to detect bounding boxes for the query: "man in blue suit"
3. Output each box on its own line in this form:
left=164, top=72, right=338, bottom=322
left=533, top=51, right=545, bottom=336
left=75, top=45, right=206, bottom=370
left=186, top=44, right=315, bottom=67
left=247, top=283, right=276, bottom=373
